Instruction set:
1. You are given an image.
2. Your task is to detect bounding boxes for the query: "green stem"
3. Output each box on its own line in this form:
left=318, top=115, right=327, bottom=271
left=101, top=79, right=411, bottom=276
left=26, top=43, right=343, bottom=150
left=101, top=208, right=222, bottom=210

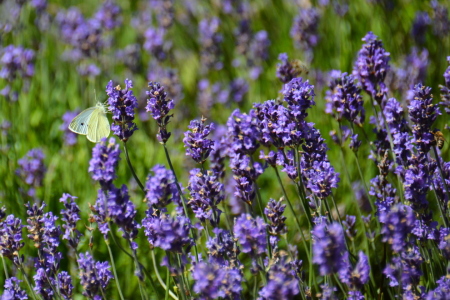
left=163, top=144, right=199, bottom=262
left=1, top=254, right=9, bottom=279
left=105, top=239, right=126, bottom=300
left=432, top=146, right=450, bottom=226
left=151, top=250, right=178, bottom=300
left=123, top=142, right=145, bottom=192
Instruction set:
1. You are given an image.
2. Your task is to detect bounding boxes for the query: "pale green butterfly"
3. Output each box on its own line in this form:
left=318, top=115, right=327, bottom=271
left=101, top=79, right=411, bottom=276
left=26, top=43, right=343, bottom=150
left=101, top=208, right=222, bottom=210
left=68, top=100, right=110, bottom=143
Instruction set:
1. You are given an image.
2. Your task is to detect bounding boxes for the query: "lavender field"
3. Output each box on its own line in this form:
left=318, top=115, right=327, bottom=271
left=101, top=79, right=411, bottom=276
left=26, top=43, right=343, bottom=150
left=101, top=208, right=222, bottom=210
left=1, top=0, right=450, bottom=299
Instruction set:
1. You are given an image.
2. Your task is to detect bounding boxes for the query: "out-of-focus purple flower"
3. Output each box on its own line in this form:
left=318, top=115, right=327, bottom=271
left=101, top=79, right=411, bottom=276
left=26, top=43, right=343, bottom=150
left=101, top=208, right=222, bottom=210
left=78, top=252, right=113, bottom=299
left=353, top=32, right=390, bottom=103
left=312, top=221, right=347, bottom=275
left=430, top=0, right=450, bottom=38
left=227, top=109, right=260, bottom=155
left=146, top=81, right=175, bottom=143
left=116, top=44, right=141, bottom=73
left=199, top=17, right=223, bottom=71
left=379, top=203, right=415, bottom=252
left=76, top=63, right=101, bottom=77
left=235, top=17, right=252, bottom=57
left=206, top=228, right=240, bottom=267
left=33, top=268, right=54, bottom=299
left=342, top=215, right=357, bottom=240
left=384, top=246, right=423, bottom=289
left=349, top=134, right=362, bottom=152
left=433, top=161, right=450, bottom=209
left=142, top=208, right=192, bottom=252
left=259, top=150, right=278, bottom=167
left=383, top=97, right=407, bottom=135
left=192, top=261, right=242, bottom=300
left=2, top=277, right=27, bottom=300
left=145, top=164, right=180, bottom=209
left=188, top=169, right=224, bottom=226
left=144, top=27, right=170, bottom=61
left=0, top=215, right=24, bottom=266
left=248, top=30, right=271, bottom=80
left=0, top=45, right=35, bottom=82
left=438, top=227, right=450, bottom=259
left=276, top=53, right=304, bottom=84
left=106, top=79, right=138, bottom=142
left=411, top=11, right=430, bottom=45
left=94, top=0, right=122, bottom=30
left=408, top=84, right=441, bottom=154
left=147, top=63, right=183, bottom=104
left=325, top=71, right=364, bottom=126
left=60, top=110, right=80, bottom=146
left=439, top=56, right=450, bottom=114
left=59, top=193, right=81, bottom=249
left=234, top=213, right=267, bottom=256
left=264, top=198, right=286, bottom=247
left=338, top=251, right=370, bottom=289
left=16, top=148, right=46, bottom=198
left=259, top=256, right=300, bottom=300
left=183, top=118, right=215, bottom=164
left=290, top=7, right=320, bottom=54
left=426, top=275, right=450, bottom=299
left=348, top=291, right=365, bottom=300
left=93, top=184, right=140, bottom=249
left=57, top=271, right=73, bottom=300
left=30, top=0, right=48, bottom=11
left=229, top=78, right=249, bottom=103
left=88, top=137, right=120, bottom=188
left=319, top=284, right=337, bottom=300
left=282, top=77, right=316, bottom=122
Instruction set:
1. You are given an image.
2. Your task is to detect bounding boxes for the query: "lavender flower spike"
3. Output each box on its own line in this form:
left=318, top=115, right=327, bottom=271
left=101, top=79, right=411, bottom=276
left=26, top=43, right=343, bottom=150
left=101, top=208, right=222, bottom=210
left=234, top=213, right=267, bottom=256
left=88, top=137, right=121, bottom=189
left=146, top=82, right=175, bottom=143
left=2, top=277, right=28, bottom=300
left=0, top=215, right=24, bottom=266
left=78, top=252, right=114, bottom=299
left=59, top=193, right=81, bottom=249
left=16, top=148, right=46, bottom=198
left=106, top=79, right=138, bottom=142
left=183, top=117, right=215, bottom=164
left=145, top=164, right=180, bottom=209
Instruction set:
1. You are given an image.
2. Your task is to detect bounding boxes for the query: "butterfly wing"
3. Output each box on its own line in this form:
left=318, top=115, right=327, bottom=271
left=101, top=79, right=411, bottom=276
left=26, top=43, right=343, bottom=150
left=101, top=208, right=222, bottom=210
left=87, top=107, right=110, bottom=143
left=68, top=107, right=97, bottom=135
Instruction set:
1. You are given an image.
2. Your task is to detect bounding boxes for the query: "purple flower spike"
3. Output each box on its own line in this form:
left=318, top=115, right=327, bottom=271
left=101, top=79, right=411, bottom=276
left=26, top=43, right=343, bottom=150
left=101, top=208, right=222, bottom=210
left=0, top=215, right=24, bottom=266
left=276, top=53, right=302, bottom=84
left=199, top=17, right=223, bottom=71
left=353, top=32, right=390, bottom=103
left=146, top=82, right=175, bottom=143
left=325, top=71, right=364, bottom=126
left=60, top=110, right=80, bottom=146
left=339, top=251, right=370, bottom=289
left=2, top=277, right=27, bottom=300
left=188, top=169, right=224, bottom=226
left=192, top=261, right=242, bottom=299
left=234, top=213, right=267, bottom=256
left=439, top=56, right=450, bottom=114
left=264, top=198, right=287, bottom=247
left=282, top=77, right=316, bottom=122
left=379, top=203, right=416, bottom=252
left=78, top=252, right=114, bottom=299
left=142, top=209, right=193, bottom=252
left=94, top=0, right=122, bottom=30
left=106, top=79, right=138, bottom=142
left=183, top=117, right=215, bottom=164
left=145, top=165, right=180, bottom=209
left=0, top=45, right=35, bottom=98
left=312, top=221, right=347, bottom=276
left=58, top=271, right=73, bottom=300
left=16, top=148, right=46, bottom=198
left=259, top=256, right=300, bottom=300
left=227, top=109, right=260, bottom=155
left=426, top=275, right=450, bottom=299
left=144, top=27, right=169, bottom=61
left=59, top=193, right=81, bottom=249
left=89, top=137, right=120, bottom=189
left=290, top=7, right=320, bottom=53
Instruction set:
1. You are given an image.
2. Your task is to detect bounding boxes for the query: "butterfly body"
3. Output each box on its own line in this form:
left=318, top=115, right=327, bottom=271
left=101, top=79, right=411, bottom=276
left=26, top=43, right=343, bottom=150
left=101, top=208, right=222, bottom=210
left=68, top=102, right=110, bottom=143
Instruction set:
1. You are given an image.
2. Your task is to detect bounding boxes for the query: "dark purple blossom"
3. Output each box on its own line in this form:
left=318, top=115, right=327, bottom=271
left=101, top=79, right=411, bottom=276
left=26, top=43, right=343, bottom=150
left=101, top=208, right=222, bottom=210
left=229, top=153, right=264, bottom=205
left=353, top=32, right=390, bottom=103
left=150, top=0, right=174, bottom=28
left=106, top=79, right=138, bottom=141
left=426, top=276, right=450, bottom=299
left=349, top=134, right=362, bottom=152
left=234, top=213, right=267, bottom=256
left=2, top=277, right=27, bottom=300
left=76, top=63, right=101, bottom=77
left=146, top=81, right=175, bottom=143
left=228, top=78, right=249, bottom=103
left=116, top=44, right=141, bottom=73
left=264, top=198, right=286, bottom=247
left=259, top=256, right=300, bottom=300
left=192, top=261, right=242, bottom=300
left=347, top=291, right=365, bottom=300
left=305, top=160, right=340, bottom=199
left=57, top=271, right=73, bottom=300
left=259, top=150, right=278, bottom=167
left=278, top=149, right=299, bottom=180
left=325, top=71, right=364, bottom=126
left=384, top=246, right=423, bottom=289
left=290, top=7, right=320, bottom=54
left=0, top=215, right=24, bottom=266
left=147, top=63, right=183, bottom=104
left=0, top=45, right=35, bottom=97
left=439, top=56, right=450, bottom=114
left=206, top=228, right=240, bottom=267
left=282, top=77, right=316, bottom=122
left=210, top=126, right=229, bottom=178
left=33, top=268, right=54, bottom=300
left=248, top=30, right=271, bottom=80
left=59, top=193, right=81, bottom=249
left=411, top=11, right=430, bottom=45
left=94, top=0, right=122, bottom=30
left=276, top=53, right=303, bottom=84
left=312, top=221, right=347, bottom=275
left=199, top=17, right=223, bottom=71
left=430, top=0, right=450, bottom=37
left=379, top=203, right=415, bottom=252
left=383, top=97, right=407, bottom=135
left=145, top=164, right=180, bottom=209
left=437, top=227, right=450, bottom=260
left=78, top=252, right=114, bottom=299
left=408, top=84, right=441, bottom=153
left=16, top=148, right=46, bottom=198
left=184, top=118, right=215, bottom=164
left=88, top=137, right=120, bottom=188
left=339, top=251, right=370, bottom=289
left=188, top=169, right=224, bottom=226
left=227, top=109, right=260, bottom=155
left=142, top=209, right=192, bottom=252
left=60, top=110, right=80, bottom=146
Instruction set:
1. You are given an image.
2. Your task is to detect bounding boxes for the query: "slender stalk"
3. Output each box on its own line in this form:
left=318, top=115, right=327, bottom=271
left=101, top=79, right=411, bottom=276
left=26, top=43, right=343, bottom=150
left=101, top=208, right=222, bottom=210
left=123, top=142, right=145, bottom=192
left=163, top=144, right=199, bottom=262
left=165, top=264, right=171, bottom=300
left=105, top=239, right=126, bottom=300
left=1, top=254, right=9, bottom=279
left=432, top=146, right=450, bottom=226
left=151, top=250, right=178, bottom=300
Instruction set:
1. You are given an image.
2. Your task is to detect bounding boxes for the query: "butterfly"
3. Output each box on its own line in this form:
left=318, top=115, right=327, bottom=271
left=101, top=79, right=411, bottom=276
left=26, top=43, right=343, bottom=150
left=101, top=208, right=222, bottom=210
left=68, top=102, right=110, bottom=143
